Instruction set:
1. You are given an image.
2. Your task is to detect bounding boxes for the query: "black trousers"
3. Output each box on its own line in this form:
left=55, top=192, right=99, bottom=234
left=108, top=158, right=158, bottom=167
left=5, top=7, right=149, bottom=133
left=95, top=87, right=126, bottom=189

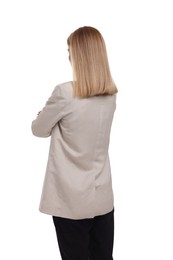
left=52, top=209, right=114, bottom=260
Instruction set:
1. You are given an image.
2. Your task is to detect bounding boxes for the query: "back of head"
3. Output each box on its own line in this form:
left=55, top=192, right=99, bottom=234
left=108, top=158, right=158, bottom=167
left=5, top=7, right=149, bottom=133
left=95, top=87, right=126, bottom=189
left=67, top=26, right=118, bottom=98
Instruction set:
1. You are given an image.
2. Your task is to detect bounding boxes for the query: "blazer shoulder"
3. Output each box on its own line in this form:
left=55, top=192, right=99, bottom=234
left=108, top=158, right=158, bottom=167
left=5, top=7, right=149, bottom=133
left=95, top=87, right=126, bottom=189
left=54, top=81, right=74, bottom=99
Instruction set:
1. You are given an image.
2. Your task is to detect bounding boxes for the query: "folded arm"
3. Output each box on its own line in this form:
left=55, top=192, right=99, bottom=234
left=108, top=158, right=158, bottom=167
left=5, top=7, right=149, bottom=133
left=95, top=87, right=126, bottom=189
left=31, top=85, right=69, bottom=137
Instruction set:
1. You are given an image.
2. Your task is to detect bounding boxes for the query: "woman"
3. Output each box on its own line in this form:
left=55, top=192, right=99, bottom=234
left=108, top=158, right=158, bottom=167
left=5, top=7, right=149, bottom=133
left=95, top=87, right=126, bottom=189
left=32, top=26, right=118, bottom=260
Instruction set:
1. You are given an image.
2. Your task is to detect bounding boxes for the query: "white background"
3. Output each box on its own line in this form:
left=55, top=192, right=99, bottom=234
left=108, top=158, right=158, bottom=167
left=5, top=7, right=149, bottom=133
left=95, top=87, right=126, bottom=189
left=0, top=0, right=173, bottom=259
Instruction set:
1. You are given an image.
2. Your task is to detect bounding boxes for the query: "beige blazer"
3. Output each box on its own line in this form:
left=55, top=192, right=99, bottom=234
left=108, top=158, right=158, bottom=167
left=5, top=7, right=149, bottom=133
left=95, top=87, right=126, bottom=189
left=32, top=81, right=116, bottom=219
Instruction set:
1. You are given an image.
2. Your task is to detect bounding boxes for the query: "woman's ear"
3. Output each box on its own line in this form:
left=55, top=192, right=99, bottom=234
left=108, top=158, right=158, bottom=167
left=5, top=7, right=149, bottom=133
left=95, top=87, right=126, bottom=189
left=67, top=48, right=71, bottom=63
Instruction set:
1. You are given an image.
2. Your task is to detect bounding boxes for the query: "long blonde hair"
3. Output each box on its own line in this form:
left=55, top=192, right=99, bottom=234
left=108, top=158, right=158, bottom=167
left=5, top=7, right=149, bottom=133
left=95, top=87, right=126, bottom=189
left=67, top=26, right=118, bottom=98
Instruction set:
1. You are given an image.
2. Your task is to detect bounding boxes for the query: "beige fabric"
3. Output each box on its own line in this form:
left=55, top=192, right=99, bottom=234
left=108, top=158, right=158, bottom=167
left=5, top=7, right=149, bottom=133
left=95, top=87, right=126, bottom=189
left=32, top=81, right=116, bottom=219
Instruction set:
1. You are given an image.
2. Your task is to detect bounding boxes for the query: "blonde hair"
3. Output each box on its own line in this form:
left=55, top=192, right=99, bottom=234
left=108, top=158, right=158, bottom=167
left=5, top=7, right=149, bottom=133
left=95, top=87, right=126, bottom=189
left=67, top=26, right=118, bottom=98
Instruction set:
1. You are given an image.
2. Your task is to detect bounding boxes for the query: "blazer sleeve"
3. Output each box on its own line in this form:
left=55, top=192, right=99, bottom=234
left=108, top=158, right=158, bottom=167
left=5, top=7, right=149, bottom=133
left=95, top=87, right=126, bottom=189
left=31, top=85, right=70, bottom=137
